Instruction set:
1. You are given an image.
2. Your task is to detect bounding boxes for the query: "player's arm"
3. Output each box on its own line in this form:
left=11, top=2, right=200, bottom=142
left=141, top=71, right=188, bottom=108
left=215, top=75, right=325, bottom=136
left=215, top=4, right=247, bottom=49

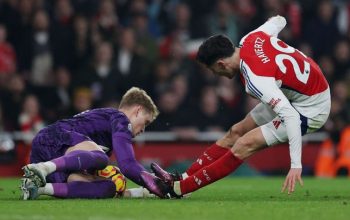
left=243, top=64, right=303, bottom=194
left=112, top=134, right=147, bottom=186
left=239, top=15, right=287, bottom=48
left=254, top=15, right=287, bottom=37
left=242, top=64, right=302, bottom=169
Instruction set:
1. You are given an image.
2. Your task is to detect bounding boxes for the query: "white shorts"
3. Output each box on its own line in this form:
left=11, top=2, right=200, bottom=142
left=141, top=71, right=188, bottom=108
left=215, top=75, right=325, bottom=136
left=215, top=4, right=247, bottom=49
left=250, top=103, right=330, bottom=146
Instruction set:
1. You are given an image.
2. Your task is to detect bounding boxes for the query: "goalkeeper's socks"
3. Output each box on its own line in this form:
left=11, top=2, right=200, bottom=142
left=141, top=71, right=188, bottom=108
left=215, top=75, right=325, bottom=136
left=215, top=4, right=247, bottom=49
left=185, top=143, right=230, bottom=176
left=52, top=180, right=116, bottom=198
left=51, top=150, right=108, bottom=172
left=178, top=151, right=243, bottom=195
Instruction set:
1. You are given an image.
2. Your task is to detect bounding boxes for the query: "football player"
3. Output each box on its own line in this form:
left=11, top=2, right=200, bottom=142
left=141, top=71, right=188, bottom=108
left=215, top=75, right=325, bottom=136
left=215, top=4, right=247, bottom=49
left=143, top=15, right=331, bottom=198
left=21, top=87, right=160, bottom=200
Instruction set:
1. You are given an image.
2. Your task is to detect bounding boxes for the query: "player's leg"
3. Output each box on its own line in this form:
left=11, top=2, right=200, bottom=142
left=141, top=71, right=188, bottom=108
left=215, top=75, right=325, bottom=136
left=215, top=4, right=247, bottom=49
left=51, top=173, right=154, bottom=199
left=141, top=126, right=269, bottom=198
left=53, top=141, right=108, bottom=173
left=184, top=114, right=258, bottom=177
left=142, top=104, right=278, bottom=197
left=176, top=126, right=268, bottom=195
left=47, top=173, right=115, bottom=199
left=51, top=180, right=116, bottom=199
left=23, top=173, right=116, bottom=199
left=169, top=104, right=279, bottom=195
left=176, top=108, right=304, bottom=195
left=183, top=103, right=277, bottom=177
left=23, top=141, right=108, bottom=187
left=33, top=173, right=155, bottom=199
left=21, top=171, right=69, bottom=200
left=149, top=114, right=258, bottom=185
left=152, top=103, right=274, bottom=183
left=66, top=173, right=155, bottom=198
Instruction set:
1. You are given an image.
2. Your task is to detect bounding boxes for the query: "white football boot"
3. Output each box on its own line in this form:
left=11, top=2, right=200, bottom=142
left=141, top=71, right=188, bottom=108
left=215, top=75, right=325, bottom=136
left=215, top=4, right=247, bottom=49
left=20, top=178, right=39, bottom=200
left=22, top=164, right=47, bottom=187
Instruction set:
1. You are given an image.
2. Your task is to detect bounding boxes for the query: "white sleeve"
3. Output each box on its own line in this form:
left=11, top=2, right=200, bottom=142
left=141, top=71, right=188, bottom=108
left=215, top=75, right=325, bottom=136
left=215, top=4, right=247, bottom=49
left=241, top=63, right=302, bottom=168
left=239, top=15, right=287, bottom=47
left=253, top=15, right=287, bottom=37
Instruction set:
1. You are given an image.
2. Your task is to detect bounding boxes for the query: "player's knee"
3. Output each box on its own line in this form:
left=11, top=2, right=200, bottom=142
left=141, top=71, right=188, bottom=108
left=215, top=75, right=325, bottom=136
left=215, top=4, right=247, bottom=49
left=229, top=124, right=245, bottom=139
left=218, top=124, right=246, bottom=147
left=233, top=137, right=255, bottom=156
left=91, top=151, right=109, bottom=169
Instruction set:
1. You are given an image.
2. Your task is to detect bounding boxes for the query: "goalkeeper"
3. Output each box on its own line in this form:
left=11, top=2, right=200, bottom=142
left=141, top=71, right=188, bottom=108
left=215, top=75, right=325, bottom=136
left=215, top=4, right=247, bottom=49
left=21, top=87, right=159, bottom=200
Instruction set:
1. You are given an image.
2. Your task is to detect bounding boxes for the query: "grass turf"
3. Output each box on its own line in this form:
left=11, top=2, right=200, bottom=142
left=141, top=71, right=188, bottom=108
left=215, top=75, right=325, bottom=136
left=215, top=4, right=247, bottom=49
left=0, top=177, right=349, bottom=220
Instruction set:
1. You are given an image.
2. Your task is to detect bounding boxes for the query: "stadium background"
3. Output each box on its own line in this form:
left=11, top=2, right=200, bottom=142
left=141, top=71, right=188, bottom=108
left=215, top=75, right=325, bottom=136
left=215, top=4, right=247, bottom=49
left=0, top=0, right=349, bottom=177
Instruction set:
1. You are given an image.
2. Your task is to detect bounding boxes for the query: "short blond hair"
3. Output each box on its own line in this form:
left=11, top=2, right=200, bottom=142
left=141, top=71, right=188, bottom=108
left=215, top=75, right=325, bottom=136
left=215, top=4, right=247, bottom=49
left=119, top=87, right=159, bottom=120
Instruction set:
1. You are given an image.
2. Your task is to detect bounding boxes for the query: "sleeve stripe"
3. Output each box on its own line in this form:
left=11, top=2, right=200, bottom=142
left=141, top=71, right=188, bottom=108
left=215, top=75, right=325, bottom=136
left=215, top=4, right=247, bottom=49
left=241, top=64, right=263, bottom=98
left=247, top=83, right=262, bottom=98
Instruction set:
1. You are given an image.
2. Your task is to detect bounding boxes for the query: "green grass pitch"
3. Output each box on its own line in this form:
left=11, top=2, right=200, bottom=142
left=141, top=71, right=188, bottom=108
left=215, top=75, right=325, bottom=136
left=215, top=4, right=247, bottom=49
left=0, top=177, right=349, bottom=220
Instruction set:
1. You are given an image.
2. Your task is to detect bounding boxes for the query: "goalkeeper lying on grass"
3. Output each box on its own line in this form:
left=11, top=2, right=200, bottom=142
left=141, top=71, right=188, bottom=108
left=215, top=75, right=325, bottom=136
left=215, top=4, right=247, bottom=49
left=20, top=87, right=159, bottom=200
left=22, top=165, right=156, bottom=199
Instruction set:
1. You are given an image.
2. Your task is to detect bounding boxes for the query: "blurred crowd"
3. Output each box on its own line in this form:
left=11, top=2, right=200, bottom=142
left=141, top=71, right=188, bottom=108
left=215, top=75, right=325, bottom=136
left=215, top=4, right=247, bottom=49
left=0, top=0, right=349, bottom=142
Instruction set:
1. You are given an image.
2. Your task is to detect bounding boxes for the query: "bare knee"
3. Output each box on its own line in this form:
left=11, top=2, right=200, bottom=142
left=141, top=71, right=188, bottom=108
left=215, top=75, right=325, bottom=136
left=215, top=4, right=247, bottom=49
left=217, top=124, right=246, bottom=147
left=231, top=137, right=256, bottom=159
left=230, top=124, right=246, bottom=139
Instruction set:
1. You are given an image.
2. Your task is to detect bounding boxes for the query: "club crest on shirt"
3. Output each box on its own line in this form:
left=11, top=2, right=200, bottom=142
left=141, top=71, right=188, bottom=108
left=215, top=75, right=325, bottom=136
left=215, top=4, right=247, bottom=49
left=128, top=123, right=132, bottom=132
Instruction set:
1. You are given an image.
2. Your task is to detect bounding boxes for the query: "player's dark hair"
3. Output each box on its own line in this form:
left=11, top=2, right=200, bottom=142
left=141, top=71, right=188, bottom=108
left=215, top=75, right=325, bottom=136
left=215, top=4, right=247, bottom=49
left=196, top=34, right=235, bottom=66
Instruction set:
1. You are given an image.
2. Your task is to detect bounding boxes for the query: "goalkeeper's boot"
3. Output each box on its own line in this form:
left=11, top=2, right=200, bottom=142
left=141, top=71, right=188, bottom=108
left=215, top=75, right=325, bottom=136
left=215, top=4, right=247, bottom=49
left=22, top=163, right=47, bottom=187
left=140, top=171, right=182, bottom=199
left=150, top=162, right=182, bottom=184
left=20, top=178, right=39, bottom=200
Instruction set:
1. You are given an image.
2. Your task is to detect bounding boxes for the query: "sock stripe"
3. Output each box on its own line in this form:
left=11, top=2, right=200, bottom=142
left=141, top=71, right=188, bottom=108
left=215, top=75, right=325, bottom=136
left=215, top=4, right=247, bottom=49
left=180, top=151, right=243, bottom=195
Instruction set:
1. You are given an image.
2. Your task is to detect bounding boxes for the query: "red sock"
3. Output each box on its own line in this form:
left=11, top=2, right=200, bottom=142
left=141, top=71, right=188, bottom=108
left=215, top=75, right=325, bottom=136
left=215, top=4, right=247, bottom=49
left=180, top=151, right=243, bottom=194
left=186, top=144, right=229, bottom=175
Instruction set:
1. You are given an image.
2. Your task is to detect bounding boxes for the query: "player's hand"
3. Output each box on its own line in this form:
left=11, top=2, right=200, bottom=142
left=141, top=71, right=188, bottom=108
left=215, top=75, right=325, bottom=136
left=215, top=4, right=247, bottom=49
left=281, top=168, right=303, bottom=195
